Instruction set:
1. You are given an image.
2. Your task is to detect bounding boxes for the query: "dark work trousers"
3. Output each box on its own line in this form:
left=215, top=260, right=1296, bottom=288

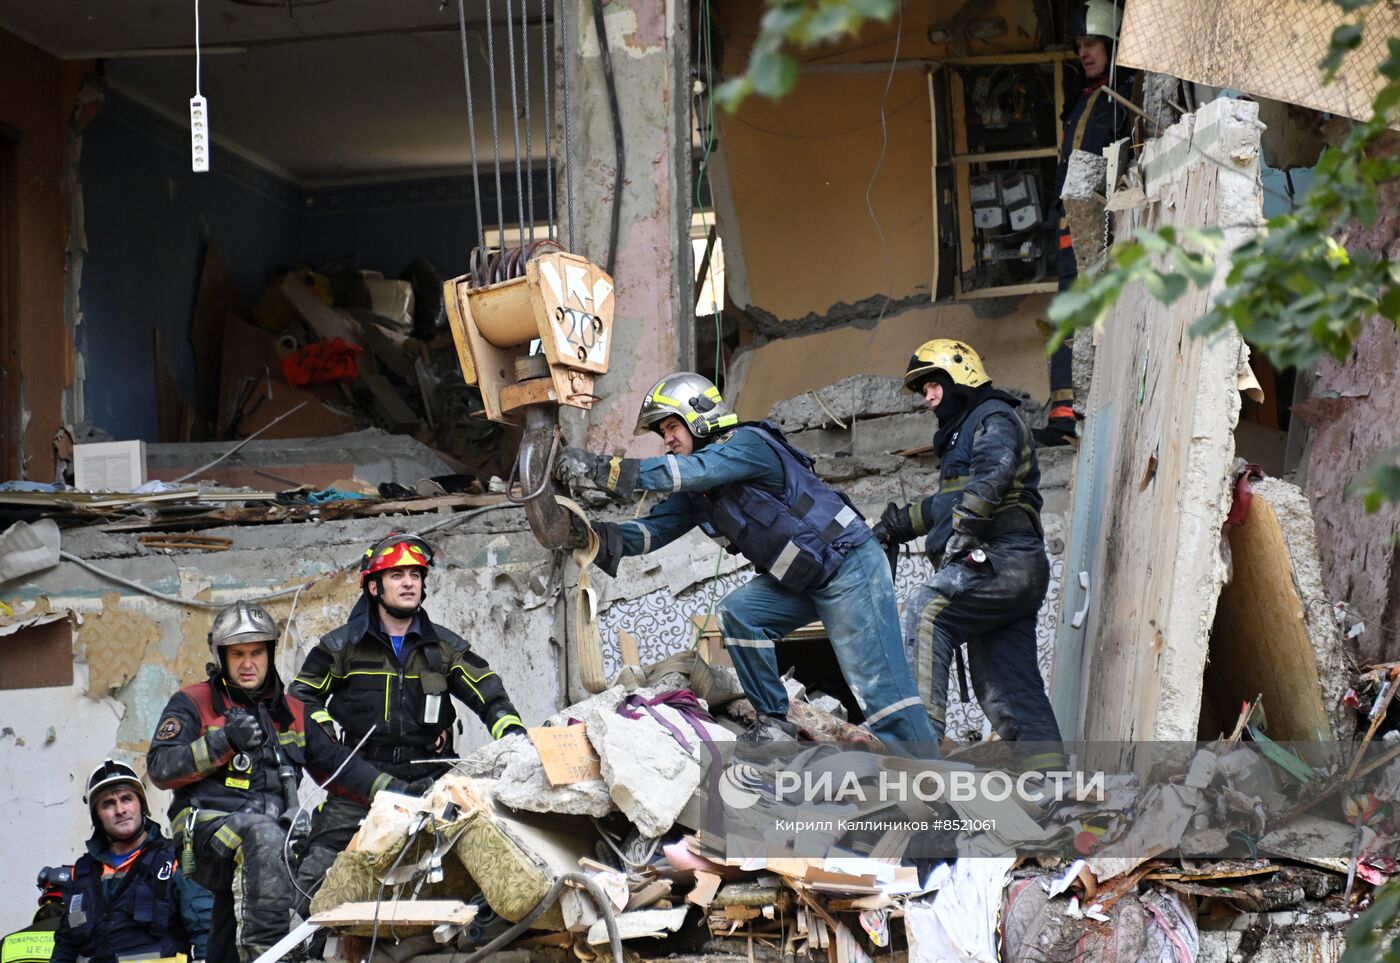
left=902, top=530, right=1065, bottom=769
left=207, top=887, right=239, bottom=963
left=1048, top=240, right=1077, bottom=417
left=294, top=758, right=450, bottom=917
left=181, top=812, right=294, bottom=962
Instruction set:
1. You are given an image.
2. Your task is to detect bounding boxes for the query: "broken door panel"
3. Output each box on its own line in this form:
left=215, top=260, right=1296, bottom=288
left=1072, top=99, right=1262, bottom=743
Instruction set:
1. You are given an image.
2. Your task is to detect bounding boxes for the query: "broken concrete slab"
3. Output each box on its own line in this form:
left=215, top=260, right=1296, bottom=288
left=784, top=412, right=930, bottom=459
left=768, top=375, right=924, bottom=432
left=1196, top=910, right=1350, bottom=963
left=467, top=729, right=617, bottom=819
left=588, top=707, right=704, bottom=838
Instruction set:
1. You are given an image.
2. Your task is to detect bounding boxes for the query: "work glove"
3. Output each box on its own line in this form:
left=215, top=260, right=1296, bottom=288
left=592, top=521, right=626, bottom=577
left=308, top=709, right=338, bottom=743
left=386, top=777, right=436, bottom=797
left=872, top=502, right=918, bottom=546
left=224, top=711, right=266, bottom=752
left=941, top=502, right=991, bottom=568
left=556, top=447, right=640, bottom=498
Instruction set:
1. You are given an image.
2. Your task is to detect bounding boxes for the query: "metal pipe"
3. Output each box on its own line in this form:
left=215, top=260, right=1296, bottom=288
left=519, top=404, right=573, bottom=549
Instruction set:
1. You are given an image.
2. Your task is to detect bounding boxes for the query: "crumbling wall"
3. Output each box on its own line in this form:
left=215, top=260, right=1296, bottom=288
left=0, top=513, right=564, bottom=929
left=1068, top=98, right=1261, bottom=743
left=1297, top=180, right=1400, bottom=665
left=0, top=28, right=87, bottom=479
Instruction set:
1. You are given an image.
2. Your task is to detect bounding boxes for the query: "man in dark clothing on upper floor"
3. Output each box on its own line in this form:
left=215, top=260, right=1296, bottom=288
left=1039, top=0, right=1137, bottom=447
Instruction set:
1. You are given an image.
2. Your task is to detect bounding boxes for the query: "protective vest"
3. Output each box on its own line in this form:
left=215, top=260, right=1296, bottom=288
left=1, top=914, right=60, bottom=963
left=693, top=421, right=870, bottom=592
left=63, top=836, right=182, bottom=963
left=310, top=615, right=459, bottom=761
left=923, top=399, right=1043, bottom=559
left=172, top=680, right=310, bottom=819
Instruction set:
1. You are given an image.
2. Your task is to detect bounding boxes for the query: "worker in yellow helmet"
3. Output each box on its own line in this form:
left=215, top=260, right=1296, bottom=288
left=873, top=339, right=1064, bottom=769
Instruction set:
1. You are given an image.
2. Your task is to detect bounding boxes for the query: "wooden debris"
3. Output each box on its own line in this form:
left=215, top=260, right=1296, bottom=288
left=138, top=534, right=233, bottom=553
left=309, top=900, right=476, bottom=928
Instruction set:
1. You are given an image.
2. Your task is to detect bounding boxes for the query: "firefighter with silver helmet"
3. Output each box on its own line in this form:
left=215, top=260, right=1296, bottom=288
left=1, top=867, right=70, bottom=963
left=147, top=600, right=411, bottom=962
left=287, top=533, right=527, bottom=919
left=553, top=372, right=938, bottom=753
left=48, top=760, right=211, bottom=963
left=874, top=340, right=1064, bottom=766
left=1040, top=0, right=1138, bottom=446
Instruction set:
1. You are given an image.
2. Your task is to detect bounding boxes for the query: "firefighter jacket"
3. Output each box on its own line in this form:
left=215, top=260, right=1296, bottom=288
left=147, top=668, right=394, bottom=821
left=2, top=904, right=64, bottom=963
left=616, top=421, right=871, bottom=593
left=914, top=395, right=1044, bottom=561
left=288, top=595, right=525, bottom=775
left=49, top=821, right=210, bottom=963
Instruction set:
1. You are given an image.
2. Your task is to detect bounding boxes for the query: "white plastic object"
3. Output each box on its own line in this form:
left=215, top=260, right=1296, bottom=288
left=190, top=95, right=209, bottom=172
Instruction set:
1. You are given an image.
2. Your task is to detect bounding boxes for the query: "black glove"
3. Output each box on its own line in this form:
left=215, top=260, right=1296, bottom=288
left=941, top=502, right=991, bottom=567
left=593, top=521, right=626, bottom=577
left=555, top=447, right=603, bottom=485
left=872, top=502, right=918, bottom=546
left=224, top=711, right=266, bottom=752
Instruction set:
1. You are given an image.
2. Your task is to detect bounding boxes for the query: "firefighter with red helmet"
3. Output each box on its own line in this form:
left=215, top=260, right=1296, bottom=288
left=287, top=532, right=527, bottom=915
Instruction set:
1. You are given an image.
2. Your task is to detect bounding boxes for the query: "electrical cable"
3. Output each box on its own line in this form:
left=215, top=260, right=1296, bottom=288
left=456, top=0, right=488, bottom=257
left=724, top=92, right=923, bottom=140
left=56, top=503, right=519, bottom=610
left=193, top=0, right=202, bottom=96
left=282, top=723, right=379, bottom=902
left=366, top=812, right=427, bottom=963
left=591, top=0, right=625, bottom=276
left=862, top=0, right=903, bottom=336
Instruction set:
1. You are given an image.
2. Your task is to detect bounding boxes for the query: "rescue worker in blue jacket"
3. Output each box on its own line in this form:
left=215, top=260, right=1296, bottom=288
left=50, top=760, right=211, bottom=963
left=148, top=601, right=418, bottom=962
left=1039, top=0, right=1137, bottom=447
left=874, top=340, right=1064, bottom=768
left=2, top=868, right=72, bottom=963
left=554, top=371, right=937, bottom=754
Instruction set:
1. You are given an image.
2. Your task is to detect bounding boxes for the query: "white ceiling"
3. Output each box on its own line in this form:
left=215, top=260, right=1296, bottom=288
left=0, top=0, right=552, bottom=182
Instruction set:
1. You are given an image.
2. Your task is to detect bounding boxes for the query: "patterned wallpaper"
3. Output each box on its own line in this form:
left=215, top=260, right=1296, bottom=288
left=598, top=549, right=1064, bottom=742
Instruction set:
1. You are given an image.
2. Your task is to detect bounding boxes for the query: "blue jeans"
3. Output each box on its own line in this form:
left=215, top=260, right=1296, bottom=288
left=902, top=530, right=1063, bottom=766
left=718, top=538, right=937, bottom=754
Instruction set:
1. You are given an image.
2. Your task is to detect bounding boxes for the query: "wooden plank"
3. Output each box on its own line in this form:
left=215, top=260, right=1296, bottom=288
left=1143, top=863, right=1279, bottom=882
left=190, top=243, right=241, bottom=435
left=955, top=281, right=1059, bottom=300
left=951, top=147, right=1060, bottom=164
left=309, top=900, right=476, bottom=927
left=1204, top=494, right=1333, bottom=742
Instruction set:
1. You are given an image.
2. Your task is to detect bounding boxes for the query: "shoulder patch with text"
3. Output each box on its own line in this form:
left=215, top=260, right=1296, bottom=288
left=155, top=717, right=183, bottom=740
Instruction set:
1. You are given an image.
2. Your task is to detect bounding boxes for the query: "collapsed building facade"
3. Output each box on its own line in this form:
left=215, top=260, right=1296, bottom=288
left=2, top=0, right=1399, bottom=960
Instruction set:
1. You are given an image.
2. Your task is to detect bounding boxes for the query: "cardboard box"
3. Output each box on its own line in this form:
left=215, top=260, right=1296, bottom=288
left=74, top=441, right=148, bottom=492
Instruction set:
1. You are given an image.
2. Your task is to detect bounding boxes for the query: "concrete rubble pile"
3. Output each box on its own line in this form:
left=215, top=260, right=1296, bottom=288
left=293, top=640, right=1396, bottom=963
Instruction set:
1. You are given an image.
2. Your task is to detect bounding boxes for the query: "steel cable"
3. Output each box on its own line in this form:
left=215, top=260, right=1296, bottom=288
left=560, top=0, right=577, bottom=251
left=521, top=0, right=536, bottom=243
left=504, top=0, right=527, bottom=244
left=541, top=0, right=556, bottom=241
left=456, top=0, right=488, bottom=264
left=483, top=0, right=507, bottom=249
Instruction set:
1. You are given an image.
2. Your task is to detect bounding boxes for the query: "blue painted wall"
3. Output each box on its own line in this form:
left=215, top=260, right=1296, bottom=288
left=79, top=92, right=302, bottom=441
left=79, top=90, right=552, bottom=442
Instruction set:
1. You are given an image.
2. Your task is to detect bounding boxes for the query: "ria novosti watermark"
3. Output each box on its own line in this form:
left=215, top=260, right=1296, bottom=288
left=763, top=768, right=1107, bottom=807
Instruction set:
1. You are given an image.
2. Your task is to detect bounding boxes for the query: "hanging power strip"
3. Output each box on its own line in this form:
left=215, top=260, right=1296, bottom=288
left=190, top=96, right=209, bottom=173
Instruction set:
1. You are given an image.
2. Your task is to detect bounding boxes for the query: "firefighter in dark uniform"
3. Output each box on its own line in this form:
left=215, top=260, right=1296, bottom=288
left=49, top=761, right=211, bottom=963
left=288, top=533, right=528, bottom=916
left=875, top=340, right=1064, bottom=769
left=1, top=867, right=72, bottom=963
left=1038, top=0, right=1137, bottom=446
left=147, top=601, right=413, bottom=963
left=553, top=372, right=937, bottom=754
